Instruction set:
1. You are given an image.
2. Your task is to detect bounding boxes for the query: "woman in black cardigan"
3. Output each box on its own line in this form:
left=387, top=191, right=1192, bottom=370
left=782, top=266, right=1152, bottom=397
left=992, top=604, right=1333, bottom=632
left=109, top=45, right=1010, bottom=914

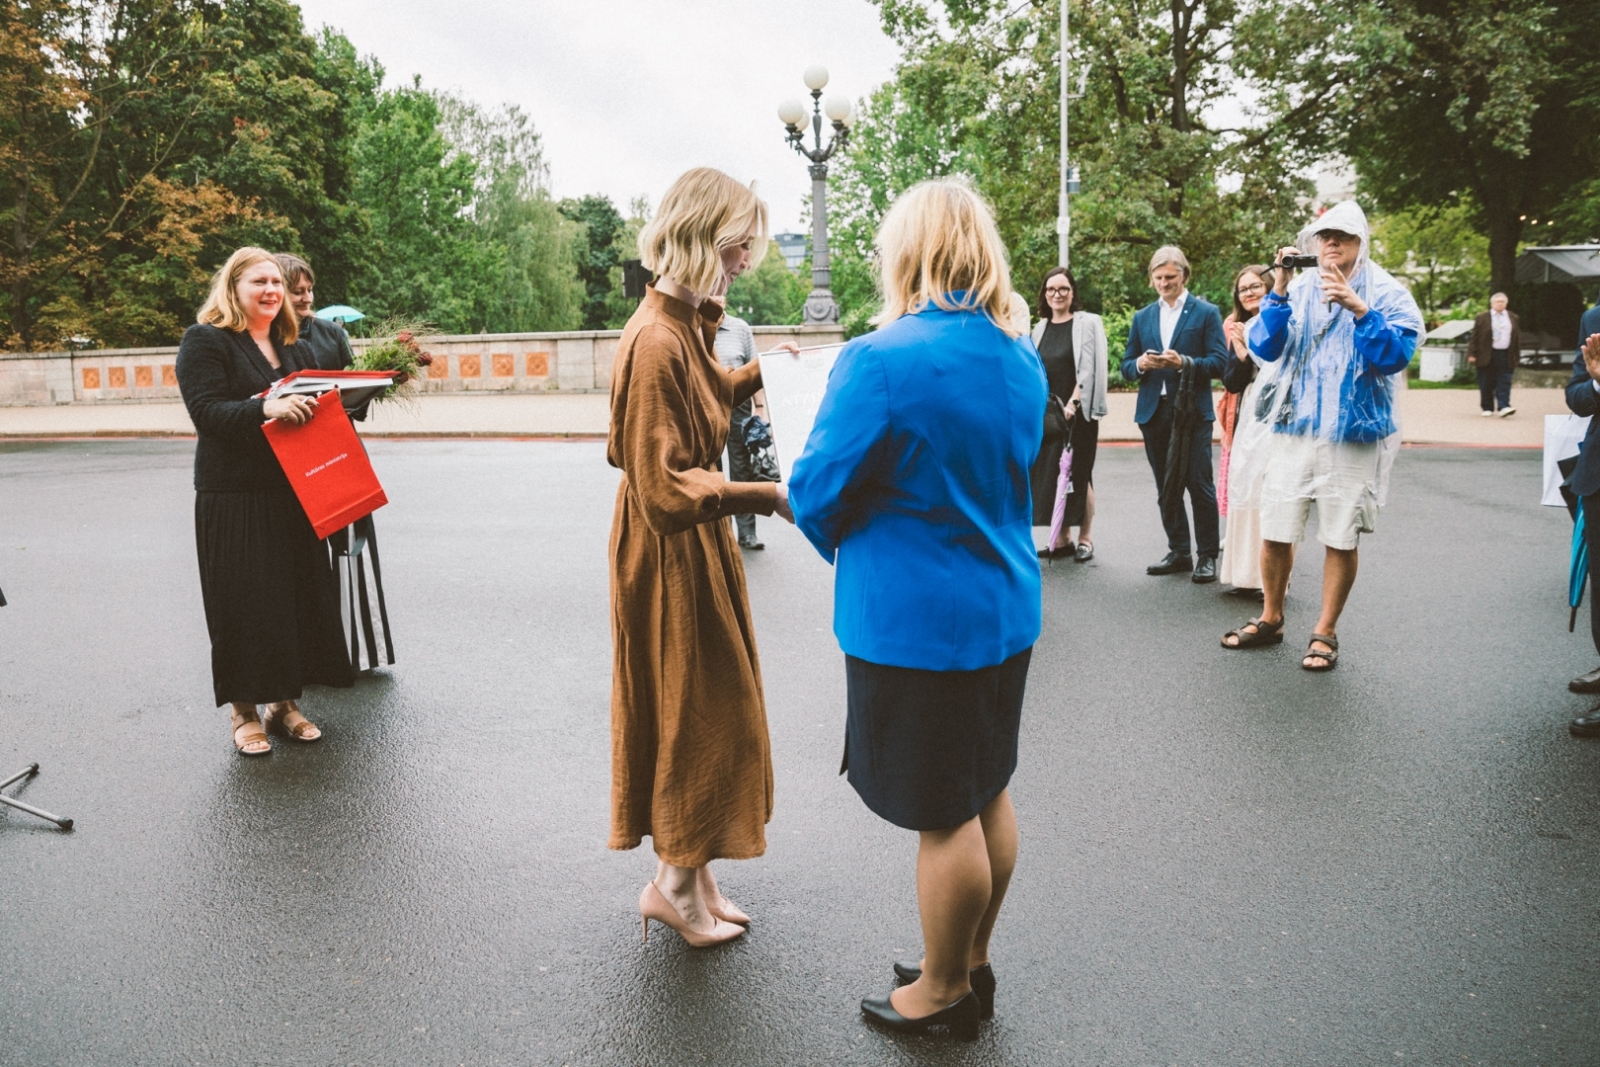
left=277, top=253, right=356, bottom=371
left=176, top=247, right=353, bottom=755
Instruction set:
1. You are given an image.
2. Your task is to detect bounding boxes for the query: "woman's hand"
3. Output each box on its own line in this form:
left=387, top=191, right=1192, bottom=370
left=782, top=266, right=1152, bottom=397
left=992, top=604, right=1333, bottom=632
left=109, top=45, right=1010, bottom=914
left=773, top=483, right=796, bottom=524
left=773, top=342, right=801, bottom=358
left=263, top=394, right=318, bottom=425
left=1226, top=319, right=1251, bottom=359
left=1583, top=333, right=1600, bottom=382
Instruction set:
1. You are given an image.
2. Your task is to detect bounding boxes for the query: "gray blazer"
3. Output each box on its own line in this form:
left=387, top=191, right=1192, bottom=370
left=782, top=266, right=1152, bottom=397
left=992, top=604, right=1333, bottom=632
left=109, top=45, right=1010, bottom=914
left=1031, top=310, right=1108, bottom=420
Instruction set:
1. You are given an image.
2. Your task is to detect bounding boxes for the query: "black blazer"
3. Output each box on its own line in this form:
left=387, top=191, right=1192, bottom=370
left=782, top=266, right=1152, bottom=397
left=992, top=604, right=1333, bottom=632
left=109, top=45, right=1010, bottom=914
left=294, top=315, right=354, bottom=371
left=176, top=323, right=305, bottom=492
left=1117, top=294, right=1229, bottom=423
left=1563, top=303, right=1600, bottom=497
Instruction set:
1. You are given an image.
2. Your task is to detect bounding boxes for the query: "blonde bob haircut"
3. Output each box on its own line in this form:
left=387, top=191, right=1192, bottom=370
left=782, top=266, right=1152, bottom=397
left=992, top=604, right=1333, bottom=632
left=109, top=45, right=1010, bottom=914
left=197, top=246, right=299, bottom=344
left=872, top=177, right=1020, bottom=336
left=638, top=167, right=768, bottom=298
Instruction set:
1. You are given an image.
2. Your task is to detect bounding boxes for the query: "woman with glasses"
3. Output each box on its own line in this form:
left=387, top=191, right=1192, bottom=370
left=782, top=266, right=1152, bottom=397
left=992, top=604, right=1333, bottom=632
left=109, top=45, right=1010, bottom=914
left=1030, top=267, right=1108, bottom=562
left=1217, top=264, right=1275, bottom=596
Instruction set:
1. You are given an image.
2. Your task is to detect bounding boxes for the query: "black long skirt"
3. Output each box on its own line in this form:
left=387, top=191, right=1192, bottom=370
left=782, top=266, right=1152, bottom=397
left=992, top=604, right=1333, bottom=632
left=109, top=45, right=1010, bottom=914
left=842, top=647, right=1031, bottom=831
left=195, top=489, right=354, bottom=707
left=1030, top=415, right=1100, bottom=528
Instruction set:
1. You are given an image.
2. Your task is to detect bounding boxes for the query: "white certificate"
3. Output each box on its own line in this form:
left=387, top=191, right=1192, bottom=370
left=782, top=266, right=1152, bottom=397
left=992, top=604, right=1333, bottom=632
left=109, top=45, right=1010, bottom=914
left=757, top=343, right=843, bottom=482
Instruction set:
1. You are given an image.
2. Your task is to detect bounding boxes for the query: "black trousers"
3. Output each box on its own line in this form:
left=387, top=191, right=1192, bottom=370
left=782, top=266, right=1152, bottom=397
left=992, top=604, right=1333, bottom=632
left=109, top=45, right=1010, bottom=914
left=1139, top=398, right=1220, bottom=557
left=1477, top=349, right=1514, bottom=411
left=724, top=411, right=757, bottom=542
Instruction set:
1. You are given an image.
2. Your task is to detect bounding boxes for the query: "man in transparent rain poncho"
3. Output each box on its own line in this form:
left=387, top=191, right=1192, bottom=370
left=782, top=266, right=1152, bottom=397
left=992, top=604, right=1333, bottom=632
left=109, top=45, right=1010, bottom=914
left=1220, top=201, right=1422, bottom=670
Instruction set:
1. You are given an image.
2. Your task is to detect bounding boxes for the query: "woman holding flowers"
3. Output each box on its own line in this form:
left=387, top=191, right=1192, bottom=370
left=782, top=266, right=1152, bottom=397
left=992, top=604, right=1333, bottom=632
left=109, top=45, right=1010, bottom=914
left=607, top=168, right=792, bottom=948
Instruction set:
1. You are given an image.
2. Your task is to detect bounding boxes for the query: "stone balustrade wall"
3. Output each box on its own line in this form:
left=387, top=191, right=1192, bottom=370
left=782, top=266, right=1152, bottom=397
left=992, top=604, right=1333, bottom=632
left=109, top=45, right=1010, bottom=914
left=0, top=324, right=846, bottom=406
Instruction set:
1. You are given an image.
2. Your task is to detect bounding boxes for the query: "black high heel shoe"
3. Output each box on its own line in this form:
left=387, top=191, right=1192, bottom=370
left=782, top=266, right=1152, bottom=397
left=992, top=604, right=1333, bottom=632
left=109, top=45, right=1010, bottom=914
left=860, top=989, right=980, bottom=1041
left=893, top=960, right=996, bottom=1019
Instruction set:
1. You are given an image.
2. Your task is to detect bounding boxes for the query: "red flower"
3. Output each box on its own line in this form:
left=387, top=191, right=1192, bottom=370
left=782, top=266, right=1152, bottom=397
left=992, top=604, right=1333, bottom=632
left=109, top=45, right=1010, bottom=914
left=396, top=331, right=414, bottom=344
left=417, top=352, right=433, bottom=366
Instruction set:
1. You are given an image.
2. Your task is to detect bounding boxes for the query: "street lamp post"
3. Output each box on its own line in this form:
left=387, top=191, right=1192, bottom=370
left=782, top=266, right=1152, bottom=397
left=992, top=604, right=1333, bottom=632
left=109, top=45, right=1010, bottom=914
left=778, top=66, right=853, bottom=325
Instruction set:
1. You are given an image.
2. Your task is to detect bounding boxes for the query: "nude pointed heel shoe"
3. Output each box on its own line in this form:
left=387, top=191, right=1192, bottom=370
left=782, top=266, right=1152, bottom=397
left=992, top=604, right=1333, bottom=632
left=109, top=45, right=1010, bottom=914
left=638, top=882, right=745, bottom=948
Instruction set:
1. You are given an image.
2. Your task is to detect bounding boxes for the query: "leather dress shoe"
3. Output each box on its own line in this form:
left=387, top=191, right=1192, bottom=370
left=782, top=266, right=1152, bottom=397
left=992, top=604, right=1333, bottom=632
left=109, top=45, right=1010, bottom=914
left=860, top=989, right=980, bottom=1041
left=1147, top=551, right=1194, bottom=575
left=1192, top=555, right=1218, bottom=583
left=1571, top=707, right=1600, bottom=738
left=1569, top=666, right=1600, bottom=694
left=894, top=960, right=996, bottom=1019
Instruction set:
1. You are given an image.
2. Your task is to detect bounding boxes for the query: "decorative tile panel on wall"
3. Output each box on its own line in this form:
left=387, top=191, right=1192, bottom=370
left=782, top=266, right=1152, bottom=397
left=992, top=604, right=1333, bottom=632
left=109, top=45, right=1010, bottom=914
left=458, top=354, right=481, bottom=378
left=526, top=351, right=549, bottom=377
left=83, top=368, right=101, bottom=390
left=107, top=367, right=127, bottom=388
left=492, top=353, right=514, bottom=378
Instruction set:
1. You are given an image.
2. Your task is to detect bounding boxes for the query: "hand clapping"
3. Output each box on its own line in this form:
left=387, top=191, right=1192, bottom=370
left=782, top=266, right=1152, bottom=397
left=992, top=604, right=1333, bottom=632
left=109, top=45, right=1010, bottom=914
left=1583, top=334, right=1600, bottom=382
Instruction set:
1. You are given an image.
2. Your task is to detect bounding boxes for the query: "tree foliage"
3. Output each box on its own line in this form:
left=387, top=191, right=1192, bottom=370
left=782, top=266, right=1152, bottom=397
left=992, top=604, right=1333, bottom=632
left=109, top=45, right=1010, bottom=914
left=831, top=0, right=1316, bottom=328
left=1271, top=0, right=1600, bottom=295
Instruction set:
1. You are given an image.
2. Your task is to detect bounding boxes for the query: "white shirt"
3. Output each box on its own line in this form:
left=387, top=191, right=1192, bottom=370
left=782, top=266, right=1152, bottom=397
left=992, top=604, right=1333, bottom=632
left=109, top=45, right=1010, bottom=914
left=1155, top=290, right=1187, bottom=395
left=1490, top=309, right=1512, bottom=349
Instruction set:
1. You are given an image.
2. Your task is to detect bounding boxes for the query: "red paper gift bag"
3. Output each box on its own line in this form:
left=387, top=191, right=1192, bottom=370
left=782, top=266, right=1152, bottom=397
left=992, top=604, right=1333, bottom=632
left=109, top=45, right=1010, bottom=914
left=262, top=395, right=388, bottom=539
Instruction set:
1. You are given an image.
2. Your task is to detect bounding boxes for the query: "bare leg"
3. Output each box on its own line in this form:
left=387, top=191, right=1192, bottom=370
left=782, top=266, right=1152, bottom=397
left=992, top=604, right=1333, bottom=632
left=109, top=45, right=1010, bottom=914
left=1306, top=546, right=1357, bottom=665
left=1224, top=538, right=1294, bottom=646
left=696, top=863, right=749, bottom=923
left=969, top=790, right=1017, bottom=967
left=654, top=859, right=717, bottom=935
left=1076, top=485, right=1096, bottom=545
left=892, top=816, right=990, bottom=1018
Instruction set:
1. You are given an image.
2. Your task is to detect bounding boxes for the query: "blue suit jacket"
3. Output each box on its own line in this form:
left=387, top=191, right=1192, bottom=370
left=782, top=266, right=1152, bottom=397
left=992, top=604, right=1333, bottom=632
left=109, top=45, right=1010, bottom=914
left=1564, top=302, right=1600, bottom=497
left=787, top=302, right=1047, bottom=671
left=1117, top=294, right=1229, bottom=423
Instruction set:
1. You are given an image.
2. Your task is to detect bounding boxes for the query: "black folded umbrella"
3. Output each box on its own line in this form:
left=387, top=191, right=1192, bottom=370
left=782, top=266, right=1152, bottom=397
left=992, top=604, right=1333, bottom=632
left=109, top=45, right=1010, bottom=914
left=1160, top=358, right=1201, bottom=514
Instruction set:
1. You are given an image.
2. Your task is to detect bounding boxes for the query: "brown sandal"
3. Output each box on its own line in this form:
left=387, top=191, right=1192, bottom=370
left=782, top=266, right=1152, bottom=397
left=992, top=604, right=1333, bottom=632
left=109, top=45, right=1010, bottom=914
left=232, top=717, right=271, bottom=756
left=1222, top=617, right=1284, bottom=649
left=264, top=701, right=322, bottom=742
left=1302, top=634, right=1339, bottom=671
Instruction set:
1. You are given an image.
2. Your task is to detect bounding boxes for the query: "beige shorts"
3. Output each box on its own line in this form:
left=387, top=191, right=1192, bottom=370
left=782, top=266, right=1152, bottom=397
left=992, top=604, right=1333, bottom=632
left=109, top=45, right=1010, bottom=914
left=1257, top=436, right=1380, bottom=551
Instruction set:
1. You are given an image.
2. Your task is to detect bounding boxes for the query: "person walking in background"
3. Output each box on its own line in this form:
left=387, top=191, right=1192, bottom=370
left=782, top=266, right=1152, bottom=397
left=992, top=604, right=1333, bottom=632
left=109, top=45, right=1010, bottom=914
left=711, top=305, right=769, bottom=550
left=1468, top=292, right=1520, bottom=417
left=1222, top=201, right=1422, bottom=670
left=1120, top=246, right=1230, bottom=582
left=1030, top=267, right=1107, bottom=562
left=607, top=167, right=791, bottom=949
left=175, top=247, right=353, bottom=754
left=789, top=178, right=1045, bottom=1041
left=1217, top=265, right=1275, bottom=597
left=1560, top=310, right=1600, bottom=739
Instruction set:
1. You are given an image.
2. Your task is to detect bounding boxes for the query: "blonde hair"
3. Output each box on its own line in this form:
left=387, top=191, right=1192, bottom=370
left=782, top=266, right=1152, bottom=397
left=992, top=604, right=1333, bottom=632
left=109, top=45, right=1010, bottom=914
left=1148, top=245, right=1191, bottom=280
left=872, top=178, right=1019, bottom=336
left=638, top=168, right=768, bottom=297
left=197, top=247, right=299, bottom=344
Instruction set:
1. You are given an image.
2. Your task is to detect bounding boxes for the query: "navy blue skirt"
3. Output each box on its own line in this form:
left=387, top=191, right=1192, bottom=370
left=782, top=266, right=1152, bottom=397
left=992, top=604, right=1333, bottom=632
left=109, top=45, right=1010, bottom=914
left=842, top=646, right=1031, bottom=831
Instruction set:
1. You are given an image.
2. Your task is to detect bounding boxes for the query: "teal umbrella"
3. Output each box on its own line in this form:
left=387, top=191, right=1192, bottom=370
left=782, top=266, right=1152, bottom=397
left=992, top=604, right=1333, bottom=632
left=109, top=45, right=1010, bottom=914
left=315, top=304, right=365, bottom=322
left=1571, top=498, right=1588, bottom=632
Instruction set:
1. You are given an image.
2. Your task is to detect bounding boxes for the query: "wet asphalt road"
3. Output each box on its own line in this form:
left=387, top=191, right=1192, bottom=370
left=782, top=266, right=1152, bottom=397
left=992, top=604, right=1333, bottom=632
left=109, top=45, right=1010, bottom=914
left=1, top=439, right=1598, bottom=1067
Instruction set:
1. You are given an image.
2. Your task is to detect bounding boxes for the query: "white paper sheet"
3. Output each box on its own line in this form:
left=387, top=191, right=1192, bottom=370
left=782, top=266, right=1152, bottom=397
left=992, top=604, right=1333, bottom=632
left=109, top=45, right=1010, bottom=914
left=1543, top=413, right=1590, bottom=506
left=757, top=344, right=843, bottom=482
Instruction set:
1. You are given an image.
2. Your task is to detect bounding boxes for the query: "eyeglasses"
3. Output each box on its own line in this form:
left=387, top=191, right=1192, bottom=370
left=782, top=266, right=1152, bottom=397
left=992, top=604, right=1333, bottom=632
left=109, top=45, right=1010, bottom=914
left=1236, top=283, right=1267, bottom=295
left=1044, top=286, right=1072, bottom=295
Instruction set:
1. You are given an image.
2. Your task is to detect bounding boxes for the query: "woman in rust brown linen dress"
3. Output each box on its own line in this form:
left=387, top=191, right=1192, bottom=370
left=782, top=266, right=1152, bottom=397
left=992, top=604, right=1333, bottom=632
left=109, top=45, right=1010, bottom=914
left=607, top=167, right=794, bottom=948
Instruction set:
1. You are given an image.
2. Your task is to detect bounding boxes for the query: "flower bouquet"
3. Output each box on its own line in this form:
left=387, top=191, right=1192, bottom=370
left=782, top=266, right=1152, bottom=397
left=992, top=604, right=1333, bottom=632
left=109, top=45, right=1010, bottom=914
left=352, top=319, right=435, bottom=403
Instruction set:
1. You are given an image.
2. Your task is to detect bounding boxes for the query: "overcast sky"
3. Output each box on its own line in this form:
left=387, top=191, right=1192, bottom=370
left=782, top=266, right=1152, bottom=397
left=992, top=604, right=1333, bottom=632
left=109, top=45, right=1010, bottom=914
left=295, top=0, right=903, bottom=234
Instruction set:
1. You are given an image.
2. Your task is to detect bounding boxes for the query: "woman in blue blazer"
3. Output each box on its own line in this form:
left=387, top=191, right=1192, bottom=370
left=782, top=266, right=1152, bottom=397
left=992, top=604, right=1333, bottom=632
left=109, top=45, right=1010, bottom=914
left=789, top=178, right=1046, bottom=1041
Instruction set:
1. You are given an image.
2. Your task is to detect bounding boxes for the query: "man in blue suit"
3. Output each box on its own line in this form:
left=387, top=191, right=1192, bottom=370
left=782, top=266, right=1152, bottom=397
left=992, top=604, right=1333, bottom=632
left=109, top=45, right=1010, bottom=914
left=1561, top=304, right=1600, bottom=738
left=1119, top=245, right=1230, bottom=582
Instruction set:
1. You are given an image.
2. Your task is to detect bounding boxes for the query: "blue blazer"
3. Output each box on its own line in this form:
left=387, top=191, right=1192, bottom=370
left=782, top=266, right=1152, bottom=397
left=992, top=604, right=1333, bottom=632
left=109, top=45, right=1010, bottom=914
left=1564, top=302, right=1600, bottom=497
left=1117, top=294, right=1229, bottom=423
left=788, top=302, right=1047, bottom=671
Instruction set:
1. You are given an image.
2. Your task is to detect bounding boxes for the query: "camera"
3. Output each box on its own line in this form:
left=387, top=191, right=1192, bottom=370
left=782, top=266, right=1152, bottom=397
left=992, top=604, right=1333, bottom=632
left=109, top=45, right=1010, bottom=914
left=1277, top=254, right=1319, bottom=270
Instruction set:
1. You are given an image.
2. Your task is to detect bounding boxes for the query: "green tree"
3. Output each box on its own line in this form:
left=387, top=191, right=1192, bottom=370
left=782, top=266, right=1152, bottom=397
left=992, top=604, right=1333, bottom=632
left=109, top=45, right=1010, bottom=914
left=1369, top=201, right=1490, bottom=326
left=830, top=0, right=1316, bottom=333
left=726, top=241, right=808, bottom=325
left=559, top=194, right=625, bottom=330
left=1274, top=0, right=1600, bottom=296
left=438, top=93, right=582, bottom=331
left=348, top=81, right=499, bottom=333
